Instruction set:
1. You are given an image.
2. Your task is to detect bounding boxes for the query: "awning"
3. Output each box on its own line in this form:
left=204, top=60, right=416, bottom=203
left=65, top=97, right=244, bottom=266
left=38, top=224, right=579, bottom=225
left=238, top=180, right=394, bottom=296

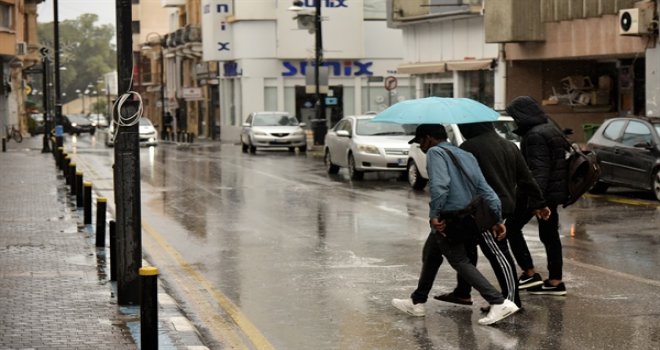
left=445, top=59, right=494, bottom=71
left=397, top=62, right=446, bottom=75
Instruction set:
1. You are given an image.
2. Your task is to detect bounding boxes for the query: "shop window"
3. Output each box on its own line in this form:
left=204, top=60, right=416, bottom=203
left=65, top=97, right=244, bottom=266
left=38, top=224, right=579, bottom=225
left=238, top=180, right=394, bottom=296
left=132, top=21, right=140, bottom=34
left=425, top=83, right=453, bottom=98
left=461, top=70, right=494, bottom=106
left=0, top=3, right=13, bottom=31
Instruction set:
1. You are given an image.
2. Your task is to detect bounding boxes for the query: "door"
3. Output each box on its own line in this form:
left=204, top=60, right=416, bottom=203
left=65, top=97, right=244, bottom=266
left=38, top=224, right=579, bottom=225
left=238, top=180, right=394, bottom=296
left=614, top=120, right=656, bottom=189
left=594, top=120, right=626, bottom=183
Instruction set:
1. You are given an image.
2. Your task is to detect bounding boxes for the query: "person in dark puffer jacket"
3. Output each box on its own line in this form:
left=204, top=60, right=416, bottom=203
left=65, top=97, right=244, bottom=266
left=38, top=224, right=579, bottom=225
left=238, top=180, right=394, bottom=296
left=505, top=96, right=569, bottom=296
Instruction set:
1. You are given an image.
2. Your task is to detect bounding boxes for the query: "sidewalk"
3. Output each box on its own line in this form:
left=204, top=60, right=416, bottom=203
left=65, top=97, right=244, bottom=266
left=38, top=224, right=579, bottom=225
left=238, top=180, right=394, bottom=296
left=0, top=136, right=208, bottom=349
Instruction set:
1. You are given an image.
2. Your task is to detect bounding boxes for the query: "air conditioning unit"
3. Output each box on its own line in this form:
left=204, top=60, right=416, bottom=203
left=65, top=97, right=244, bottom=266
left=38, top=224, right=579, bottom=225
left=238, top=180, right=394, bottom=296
left=16, top=42, right=27, bottom=56
left=619, top=8, right=654, bottom=35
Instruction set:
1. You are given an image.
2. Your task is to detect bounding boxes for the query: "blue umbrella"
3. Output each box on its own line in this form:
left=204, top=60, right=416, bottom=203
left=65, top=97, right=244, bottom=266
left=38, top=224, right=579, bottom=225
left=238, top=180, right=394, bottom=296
left=372, top=97, right=499, bottom=125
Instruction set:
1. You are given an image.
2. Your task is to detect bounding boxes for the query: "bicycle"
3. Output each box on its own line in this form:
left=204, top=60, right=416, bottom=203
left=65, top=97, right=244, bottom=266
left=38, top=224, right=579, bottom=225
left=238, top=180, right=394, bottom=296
left=4, top=125, right=23, bottom=143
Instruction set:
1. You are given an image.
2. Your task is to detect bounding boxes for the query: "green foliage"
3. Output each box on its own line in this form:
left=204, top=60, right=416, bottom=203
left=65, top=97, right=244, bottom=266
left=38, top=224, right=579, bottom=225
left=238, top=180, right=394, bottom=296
left=36, top=14, right=116, bottom=104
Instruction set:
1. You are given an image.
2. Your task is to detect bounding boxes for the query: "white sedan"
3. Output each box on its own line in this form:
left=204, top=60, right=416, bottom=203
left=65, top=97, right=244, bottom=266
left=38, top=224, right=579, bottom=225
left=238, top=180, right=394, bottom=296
left=406, top=116, right=520, bottom=189
left=240, top=112, right=307, bottom=153
left=323, top=115, right=416, bottom=180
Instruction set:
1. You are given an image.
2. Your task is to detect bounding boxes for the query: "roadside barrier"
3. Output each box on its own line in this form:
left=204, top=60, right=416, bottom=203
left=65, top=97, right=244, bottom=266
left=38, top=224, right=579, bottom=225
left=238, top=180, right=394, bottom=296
left=64, top=157, right=72, bottom=185
left=2, top=138, right=6, bottom=152
left=83, top=181, right=92, bottom=224
left=68, top=163, right=76, bottom=191
left=96, top=197, right=107, bottom=247
left=140, top=266, right=159, bottom=350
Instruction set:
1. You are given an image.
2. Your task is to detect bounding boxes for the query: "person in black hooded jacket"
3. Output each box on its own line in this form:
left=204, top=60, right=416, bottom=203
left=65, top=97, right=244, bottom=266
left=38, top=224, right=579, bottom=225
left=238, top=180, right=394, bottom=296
left=433, top=121, right=550, bottom=309
left=505, top=96, right=569, bottom=295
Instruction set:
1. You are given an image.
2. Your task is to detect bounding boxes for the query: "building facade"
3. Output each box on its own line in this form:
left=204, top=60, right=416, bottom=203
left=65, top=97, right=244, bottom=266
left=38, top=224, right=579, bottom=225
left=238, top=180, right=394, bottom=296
left=1, top=0, right=43, bottom=137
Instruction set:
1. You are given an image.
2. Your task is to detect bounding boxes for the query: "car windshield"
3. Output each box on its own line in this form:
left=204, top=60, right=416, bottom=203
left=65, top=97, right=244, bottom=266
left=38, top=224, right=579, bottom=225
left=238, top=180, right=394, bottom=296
left=69, top=116, right=88, bottom=123
left=140, top=118, right=153, bottom=126
left=492, top=120, right=520, bottom=142
left=357, top=119, right=416, bottom=136
left=655, top=123, right=660, bottom=138
left=253, top=114, right=298, bottom=126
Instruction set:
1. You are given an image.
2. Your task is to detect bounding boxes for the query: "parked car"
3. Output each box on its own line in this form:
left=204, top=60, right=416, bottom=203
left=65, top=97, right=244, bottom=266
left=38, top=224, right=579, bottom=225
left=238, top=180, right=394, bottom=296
left=28, top=113, right=45, bottom=136
left=240, top=112, right=307, bottom=153
left=407, top=116, right=520, bottom=190
left=585, top=116, right=660, bottom=201
left=87, top=114, right=109, bottom=128
left=105, top=118, right=158, bottom=147
left=63, top=114, right=96, bottom=135
left=323, top=114, right=417, bottom=180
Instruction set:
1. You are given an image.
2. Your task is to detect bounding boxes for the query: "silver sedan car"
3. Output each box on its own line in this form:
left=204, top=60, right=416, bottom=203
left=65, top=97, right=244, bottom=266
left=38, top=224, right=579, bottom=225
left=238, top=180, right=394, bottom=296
left=323, top=115, right=416, bottom=180
left=241, top=112, right=307, bottom=153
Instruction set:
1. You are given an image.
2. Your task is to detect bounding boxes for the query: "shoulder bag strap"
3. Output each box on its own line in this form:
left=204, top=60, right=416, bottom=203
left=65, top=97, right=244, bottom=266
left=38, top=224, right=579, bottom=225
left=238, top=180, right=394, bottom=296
left=438, top=146, right=477, bottom=192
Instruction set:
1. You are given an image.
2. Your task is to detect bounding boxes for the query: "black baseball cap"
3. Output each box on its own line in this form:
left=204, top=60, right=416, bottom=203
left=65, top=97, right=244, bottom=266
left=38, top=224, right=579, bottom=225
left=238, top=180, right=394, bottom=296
left=408, top=124, right=447, bottom=144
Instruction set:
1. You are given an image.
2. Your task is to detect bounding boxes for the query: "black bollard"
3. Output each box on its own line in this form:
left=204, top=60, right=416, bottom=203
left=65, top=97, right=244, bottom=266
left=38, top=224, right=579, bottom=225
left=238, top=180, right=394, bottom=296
left=2, top=138, right=6, bottom=152
left=96, top=197, right=107, bottom=247
left=140, top=266, right=159, bottom=350
left=83, top=181, right=92, bottom=224
left=109, top=220, right=116, bottom=281
left=63, top=155, right=70, bottom=179
left=75, top=171, right=83, bottom=207
left=68, top=162, right=76, bottom=190
left=57, top=147, right=64, bottom=169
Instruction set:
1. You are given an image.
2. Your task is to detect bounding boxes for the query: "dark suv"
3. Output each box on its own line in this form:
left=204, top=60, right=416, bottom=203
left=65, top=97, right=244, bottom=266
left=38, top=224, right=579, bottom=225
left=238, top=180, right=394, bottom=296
left=586, top=117, right=660, bottom=201
left=63, top=114, right=96, bottom=135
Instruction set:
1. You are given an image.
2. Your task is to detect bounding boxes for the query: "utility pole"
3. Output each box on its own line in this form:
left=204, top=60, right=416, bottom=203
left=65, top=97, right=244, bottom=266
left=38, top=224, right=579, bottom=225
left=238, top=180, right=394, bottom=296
left=115, top=0, right=142, bottom=305
left=41, top=53, right=51, bottom=153
left=53, top=0, right=63, bottom=151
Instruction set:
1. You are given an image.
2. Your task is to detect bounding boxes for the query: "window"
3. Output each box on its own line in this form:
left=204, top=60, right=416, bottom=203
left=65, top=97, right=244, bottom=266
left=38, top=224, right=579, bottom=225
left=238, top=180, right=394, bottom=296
left=461, top=70, right=494, bottom=106
left=131, top=0, right=140, bottom=4
left=131, top=21, right=140, bottom=34
left=603, top=120, right=626, bottom=141
left=0, top=3, right=13, bottom=31
left=621, top=121, right=652, bottom=146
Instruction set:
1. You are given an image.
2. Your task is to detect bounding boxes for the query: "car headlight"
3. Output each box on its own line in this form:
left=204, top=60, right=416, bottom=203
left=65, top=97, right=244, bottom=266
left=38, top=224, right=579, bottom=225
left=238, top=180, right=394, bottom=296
left=357, top=144, right=380, bottom=154
left=253, top=131, right=268, bottom=136
left=91, top=122, right=97, bottom=127
left=71, top=123, right=77, bottom=127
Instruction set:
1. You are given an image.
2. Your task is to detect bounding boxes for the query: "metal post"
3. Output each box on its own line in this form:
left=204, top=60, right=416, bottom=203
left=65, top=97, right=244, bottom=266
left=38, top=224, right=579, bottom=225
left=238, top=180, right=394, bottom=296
left=314, top=0, right=327, bottom=144
left=109, top=220, right=117, bottom=281
left=115, top=0, right=142, bottom=305
left=83, top=181, right=92, bottom=224
left=67, top=162, right=75, bottom=189
left=53, top=0, right=63, bottom=155
left=160, top=42, right=166, bottom=135
left=42, top=55, right=51, bottom=153
left=96, top=197, right=107, bottom=247
left=140, top=266, right=159, bottom=350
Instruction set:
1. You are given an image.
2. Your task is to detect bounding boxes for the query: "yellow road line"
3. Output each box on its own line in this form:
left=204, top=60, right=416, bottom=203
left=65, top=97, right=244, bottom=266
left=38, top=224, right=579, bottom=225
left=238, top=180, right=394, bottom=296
left=583, top=193, right=659, bottom=207
left=142, top=220, right=276, bottom=350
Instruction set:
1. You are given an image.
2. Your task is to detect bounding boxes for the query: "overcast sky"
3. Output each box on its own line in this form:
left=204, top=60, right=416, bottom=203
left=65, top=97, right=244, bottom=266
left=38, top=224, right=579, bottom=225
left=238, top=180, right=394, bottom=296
left=37, top=0, right=116, bottom=26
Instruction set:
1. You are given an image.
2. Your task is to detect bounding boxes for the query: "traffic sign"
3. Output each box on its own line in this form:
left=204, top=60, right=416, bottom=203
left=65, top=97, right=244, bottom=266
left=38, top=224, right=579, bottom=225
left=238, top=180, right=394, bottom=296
left=384, top=76, right=398, bottom=91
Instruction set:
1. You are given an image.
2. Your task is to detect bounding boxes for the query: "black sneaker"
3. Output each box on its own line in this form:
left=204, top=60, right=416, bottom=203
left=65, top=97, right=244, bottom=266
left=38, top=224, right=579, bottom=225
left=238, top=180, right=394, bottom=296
left=518, top=273, right=543, bottom=290
left=528, top=280, right=567, bottom=296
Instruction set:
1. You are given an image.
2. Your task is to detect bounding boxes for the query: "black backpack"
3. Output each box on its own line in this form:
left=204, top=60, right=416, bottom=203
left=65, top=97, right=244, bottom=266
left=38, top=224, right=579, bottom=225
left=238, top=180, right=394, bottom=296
left=563, top=143, right=601, bottom=208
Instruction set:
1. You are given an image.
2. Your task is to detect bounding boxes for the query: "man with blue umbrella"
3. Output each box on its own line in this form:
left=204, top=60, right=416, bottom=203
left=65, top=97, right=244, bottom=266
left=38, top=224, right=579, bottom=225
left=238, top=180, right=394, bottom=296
left=391, top=124, right=519, bottom=325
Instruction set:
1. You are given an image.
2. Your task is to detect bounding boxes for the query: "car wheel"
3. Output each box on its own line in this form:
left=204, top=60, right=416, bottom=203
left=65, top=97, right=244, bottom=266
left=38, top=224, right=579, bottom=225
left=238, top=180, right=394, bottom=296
left=299, top=145, right=307, bottom=153
left=652, top=168, right=660, bottom=201
left=324, top=149, right=339, bottom=174
left=348, top=153, right=364, bottom=180
left=589, top=181, right=609, bottom=194
left=288, top=147, right=295, bottom=152
left=408, top=160, right=428, bottom=190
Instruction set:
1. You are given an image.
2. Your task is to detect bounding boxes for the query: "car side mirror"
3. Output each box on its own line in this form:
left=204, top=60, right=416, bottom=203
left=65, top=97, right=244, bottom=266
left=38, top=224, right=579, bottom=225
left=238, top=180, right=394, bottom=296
left=299, top=122, right=307, bottom=127
left=242, top=123, right=250, bottom=127
left=336, top=130, right=350, bottom=138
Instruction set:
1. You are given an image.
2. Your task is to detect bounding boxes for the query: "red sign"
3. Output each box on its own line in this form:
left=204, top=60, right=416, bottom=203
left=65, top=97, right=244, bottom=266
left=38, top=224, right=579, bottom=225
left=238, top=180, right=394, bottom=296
left=384, top=76, right=398, bottom=91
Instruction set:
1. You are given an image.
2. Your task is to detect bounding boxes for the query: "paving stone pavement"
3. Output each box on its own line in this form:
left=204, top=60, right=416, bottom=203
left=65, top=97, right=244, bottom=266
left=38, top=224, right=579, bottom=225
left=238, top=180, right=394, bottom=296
left=0, top=137, right=209, bottom=350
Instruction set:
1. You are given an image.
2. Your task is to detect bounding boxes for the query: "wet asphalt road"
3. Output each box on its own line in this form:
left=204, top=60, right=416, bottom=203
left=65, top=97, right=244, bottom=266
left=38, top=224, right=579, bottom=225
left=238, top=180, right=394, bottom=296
left=66, top=134, right=660, bottom=350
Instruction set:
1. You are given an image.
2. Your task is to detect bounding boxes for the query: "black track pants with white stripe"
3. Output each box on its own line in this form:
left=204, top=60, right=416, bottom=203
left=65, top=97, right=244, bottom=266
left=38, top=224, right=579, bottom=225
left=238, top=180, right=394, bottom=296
left=453, top=231, right=521, bottom=307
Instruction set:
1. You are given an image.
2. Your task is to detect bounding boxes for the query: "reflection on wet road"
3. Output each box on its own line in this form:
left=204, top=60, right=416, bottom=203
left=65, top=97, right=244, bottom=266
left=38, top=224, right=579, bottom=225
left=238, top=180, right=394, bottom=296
left=70, top=136, right=660, bottom=350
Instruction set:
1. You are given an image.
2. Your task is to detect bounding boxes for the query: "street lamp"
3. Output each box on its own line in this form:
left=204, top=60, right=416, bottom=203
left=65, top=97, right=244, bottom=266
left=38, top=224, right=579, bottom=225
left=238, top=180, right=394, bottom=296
left=290, top=0, right=326, bottom=145
left=141, top=32, right=166, bottom=136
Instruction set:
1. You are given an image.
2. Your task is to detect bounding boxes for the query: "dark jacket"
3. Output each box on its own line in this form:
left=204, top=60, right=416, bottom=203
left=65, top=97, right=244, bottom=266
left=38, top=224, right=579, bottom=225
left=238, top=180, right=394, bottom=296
left=506, top=96, right=569, bottom=206
left=458, top=122, right=546, bottom=217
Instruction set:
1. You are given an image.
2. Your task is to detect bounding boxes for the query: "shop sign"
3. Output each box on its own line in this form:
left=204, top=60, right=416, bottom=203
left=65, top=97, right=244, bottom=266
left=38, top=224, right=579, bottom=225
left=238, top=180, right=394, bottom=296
left=182, top=87, right=203, bottom=100
left=282, top=60, right=373, bottom=77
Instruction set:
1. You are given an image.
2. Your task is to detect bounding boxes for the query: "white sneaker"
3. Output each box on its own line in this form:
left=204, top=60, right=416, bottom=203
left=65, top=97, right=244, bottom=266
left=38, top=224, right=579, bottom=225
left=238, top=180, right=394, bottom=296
left=391, top=298, right=425, bottom=317
left=478, top=299, right=519, bottom=325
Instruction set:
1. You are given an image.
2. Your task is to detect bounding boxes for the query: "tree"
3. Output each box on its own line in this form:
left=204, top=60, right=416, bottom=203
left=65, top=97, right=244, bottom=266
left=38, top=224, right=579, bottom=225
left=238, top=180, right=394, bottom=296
left=36, top=14, right=116, bottom=105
